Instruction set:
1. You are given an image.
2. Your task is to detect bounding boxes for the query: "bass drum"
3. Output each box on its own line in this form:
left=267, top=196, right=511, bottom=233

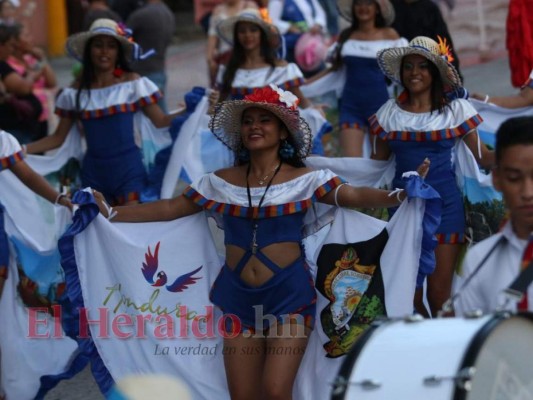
left=331, top=313, right=533, bottom=400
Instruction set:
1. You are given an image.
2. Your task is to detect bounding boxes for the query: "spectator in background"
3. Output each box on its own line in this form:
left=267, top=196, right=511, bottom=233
left=83, top=0, right=122, bottom=30
left=390, top=0, right=462, bottom=79
left=194, top=0, right=223, bottom=33
left=8, top=22, right=57, bottom=140
left=127, top=0, right=175, bottom=112
left=268, top=0, right=327, bottom=64
left=318, top=0, right=339, bottom=37
left=110, top=0, right=145, bottom=21
left=0, top=23, right=43, bottom=144
left=0, top=0, right=16, bottom=24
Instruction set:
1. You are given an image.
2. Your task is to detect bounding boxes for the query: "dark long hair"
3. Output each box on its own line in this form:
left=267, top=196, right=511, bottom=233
left=333, top=0, right=386, bottom=70
left=400, top=57, right=450, bottom=114
left=220, top=22, right=277, bottom=101
left=75, top=36, right=133, bottom=115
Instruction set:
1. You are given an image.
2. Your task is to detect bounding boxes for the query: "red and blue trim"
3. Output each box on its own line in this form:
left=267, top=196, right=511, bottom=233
left=0, top=150, right=24, bottom=171
left=435, top=232, right=465, bottom=244
left=55, top=91, right=162, bottom=120
left=184, top=176, right=345, bottom=217
left=369, top=114, right=483, bottom=142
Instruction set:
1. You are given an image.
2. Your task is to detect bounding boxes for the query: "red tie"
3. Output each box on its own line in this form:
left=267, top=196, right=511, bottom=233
left=517, top=236, right=533, bottom=311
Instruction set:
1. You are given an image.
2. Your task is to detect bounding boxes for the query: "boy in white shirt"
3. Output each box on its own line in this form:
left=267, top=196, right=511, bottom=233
left=455, top=116, right=533, bottom=315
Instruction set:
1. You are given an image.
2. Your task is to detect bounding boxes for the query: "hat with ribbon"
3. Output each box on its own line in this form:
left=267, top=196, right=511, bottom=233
left=337, top=0, right=395, bottom=26
left=65, top=18, right=155, bottom=63
left=216, top=8, right=280, bottom=48
left=377, top=35, right=462, bottom=90
left=209, top=84, right=312, bottom=159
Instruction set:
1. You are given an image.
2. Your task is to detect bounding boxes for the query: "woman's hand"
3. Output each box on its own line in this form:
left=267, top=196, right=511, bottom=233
left=417, top=158, right=430, bottom=179
left=92, top=189, right=115, bottom=219
left=207, top=89, right=220, bottom=115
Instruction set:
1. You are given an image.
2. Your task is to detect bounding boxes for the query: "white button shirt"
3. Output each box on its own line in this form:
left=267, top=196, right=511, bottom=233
left=455, top=222, right=530, bottom=315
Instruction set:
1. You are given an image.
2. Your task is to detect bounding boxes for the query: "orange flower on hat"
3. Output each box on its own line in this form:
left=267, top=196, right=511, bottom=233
left=259, top=7, right=273, bottom=23
left=437, top=35, right=454, bottom=64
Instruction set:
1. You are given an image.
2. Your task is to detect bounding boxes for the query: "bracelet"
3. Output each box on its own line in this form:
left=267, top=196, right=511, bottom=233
left=101, top=199, right=118, bottom=221
left=483, top=94, right=490, bottom=103
left=55, top=193, right=66, bottom=205
left=388, top=188, right=404, bottom=203
left=334, top=183, right=348, bottom=207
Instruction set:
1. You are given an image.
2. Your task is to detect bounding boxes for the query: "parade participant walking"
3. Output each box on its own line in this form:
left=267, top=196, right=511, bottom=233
left=455, top=116, right=533, bottom=315
left=215, top=8, right=328, bottom=153
left=310, top=0, right=406, bottom=157
left=93, top=85, right=426, bottom=400
left=25, top=19, right=183, bottom=206
left=370, top=36, right=494, bottom=317
left=206, top=0, right=258, bottom=86
left=0, top=128, right=72, bottom=295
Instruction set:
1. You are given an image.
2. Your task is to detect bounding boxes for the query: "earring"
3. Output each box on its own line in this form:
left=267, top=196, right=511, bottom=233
left=113, top=66, right=124, bottom=78
left=279, top=139, right=295, bottom=160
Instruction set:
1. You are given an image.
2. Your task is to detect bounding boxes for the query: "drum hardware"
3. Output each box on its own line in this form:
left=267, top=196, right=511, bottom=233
left=331, top=376, right=382, bottom=395
left=422, top=367, right=476, bottom=391
left=403, top=313, right=424, bottom=323
left=464, top=309, right=483, bottom=319
left=439, top=236, right=507, bottom=317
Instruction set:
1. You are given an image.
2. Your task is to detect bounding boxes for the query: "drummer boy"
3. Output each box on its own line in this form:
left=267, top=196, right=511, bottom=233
left=454, top=116, right=533, bottom=315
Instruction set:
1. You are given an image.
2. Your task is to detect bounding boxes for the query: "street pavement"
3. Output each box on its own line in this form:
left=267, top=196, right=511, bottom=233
left=42, top=0, right=516, bottom=398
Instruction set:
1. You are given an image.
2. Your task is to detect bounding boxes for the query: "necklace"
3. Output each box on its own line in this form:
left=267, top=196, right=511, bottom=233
left=255, top=162, right=281, bottom=185
left=246, top=161, right=282, bottom=254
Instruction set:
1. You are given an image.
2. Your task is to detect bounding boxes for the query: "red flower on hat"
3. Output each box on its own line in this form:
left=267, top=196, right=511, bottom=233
left=244, top=85, right=300, bottom=110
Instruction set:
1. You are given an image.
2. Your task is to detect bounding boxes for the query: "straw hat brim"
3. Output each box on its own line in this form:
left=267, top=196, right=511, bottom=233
left=337, top=0, right=395, bottom=26
left=377, top=46, right=462, bottom=89
left=66, top=31, right=135, bottom=62
left=216, top=14, right=280, bottom=47
left=209, top=101, right=312, bottom=159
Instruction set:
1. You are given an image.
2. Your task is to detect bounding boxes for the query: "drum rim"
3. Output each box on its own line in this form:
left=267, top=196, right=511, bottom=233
left=452, top=312, right=533, bottom=400
left=330, top=321, right=385, bottom=400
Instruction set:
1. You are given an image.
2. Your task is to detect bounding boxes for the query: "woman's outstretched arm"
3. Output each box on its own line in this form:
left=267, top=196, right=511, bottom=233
left=93, top=191, right=202, bottom=222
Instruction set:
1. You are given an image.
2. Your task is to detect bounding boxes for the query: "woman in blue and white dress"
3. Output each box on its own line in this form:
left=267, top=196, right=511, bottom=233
left=25, top=19, right=183, bottom=205
left=216, top=8, right=330, bottom=149
left=308, top=0, right=406, bottom=157
left=370, top=37, right=495, bottom=317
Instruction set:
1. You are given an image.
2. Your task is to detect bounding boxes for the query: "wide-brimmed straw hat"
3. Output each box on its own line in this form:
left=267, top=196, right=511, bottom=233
left=216, top=8, right=280, bottom=47
left=66, top=18, right=154, bottom=62
left=337, top=0, right=395, bottom=26
left=209, top=84, right=312, bottom=160
left=377, top=36, right=462, bottom=90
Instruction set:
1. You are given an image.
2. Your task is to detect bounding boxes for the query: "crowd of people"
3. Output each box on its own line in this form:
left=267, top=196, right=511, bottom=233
left=1, top=0, right=532, bottom=399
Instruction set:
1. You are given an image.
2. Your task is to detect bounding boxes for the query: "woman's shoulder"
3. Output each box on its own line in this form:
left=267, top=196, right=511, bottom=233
left=381, top=27, right=401, bottom=40
left=274, top=59, right=289, bottom=67
left=122, top=71, right=142, bottom=83
left=213, top=166, right=244, bottom=186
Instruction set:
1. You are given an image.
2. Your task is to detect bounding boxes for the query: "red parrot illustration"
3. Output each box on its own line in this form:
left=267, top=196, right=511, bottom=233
left=141, top=242, right=167, bottom=287
left=141, top=242, right=203, bottom=292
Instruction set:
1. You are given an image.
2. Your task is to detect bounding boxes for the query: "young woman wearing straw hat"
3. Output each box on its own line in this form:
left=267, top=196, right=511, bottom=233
left=370, top=36, right=495, bottom=317
left=311, top=0, right=406, bottom=157
left=25, top=19, right=184, bottom=206
left=93, top=85, right=427, bottom=399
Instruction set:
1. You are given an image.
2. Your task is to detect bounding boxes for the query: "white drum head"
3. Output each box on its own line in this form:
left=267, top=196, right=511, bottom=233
left=332, top=313, right=533, bottom=400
